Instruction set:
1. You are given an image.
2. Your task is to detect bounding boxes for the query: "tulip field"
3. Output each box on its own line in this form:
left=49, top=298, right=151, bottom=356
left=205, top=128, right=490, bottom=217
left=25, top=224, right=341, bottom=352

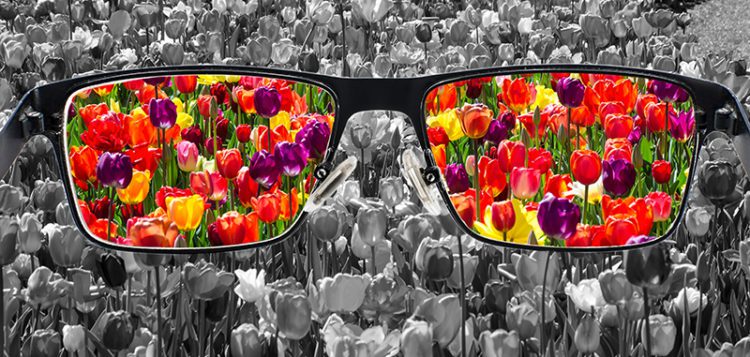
left=2, top=0, right=750, bottom=356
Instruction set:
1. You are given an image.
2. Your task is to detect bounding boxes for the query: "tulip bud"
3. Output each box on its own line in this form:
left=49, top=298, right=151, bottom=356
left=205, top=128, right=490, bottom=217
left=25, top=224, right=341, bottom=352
left=379, top=177, right=404, bottom=209
left=298, top=51, right=320, bottom=73
left=96, top=252, right=127, bottom=289
left=356, top=207, right=387, bottom=246
left=575, top=313, right=600, bottom=354
left=698, top=160, right=738, bottom=205
left=641, top=314, right=677, bottom=356
left=415, top=22, right=432, bottom=43
left=0, top=216, right=19, bottom=266
left=231, top=323, right=262, bottom=357
left=309, top=206, right=346, bottom=242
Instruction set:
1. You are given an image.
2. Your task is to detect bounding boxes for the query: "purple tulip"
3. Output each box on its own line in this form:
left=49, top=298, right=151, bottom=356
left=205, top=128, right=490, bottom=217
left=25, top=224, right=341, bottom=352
left=295, top=120, right=330, bottom=161
left=556, top=77, right=586, bottom=108
left=96, top=152, right=133, bottom=188
left=181, top=126, right=204, bottom=145
left=602, top=158, right=636, bottom=197
left=249, top=150, right=280, bottom=189
left=445, top=163, right=470, bottom=193
left=537, top=193, right=580, bottom=240
left=149, top=98, right=177, bottom=129
left=484, top=120, right=510, bottom=145
left=625, top=235, right=655, bottom=245
left=628, top=125, right=642, bottom=144
left=498, top=111, right=516, bottom=128
left=274, top=142, right=309, bottom=177
left=143, top=76, right=170, bottom=87
left=669, top=109, right=695, bottom=143
left=648, top=80, right=689, bottom=102
left=254, top=86, right=282, bottom=118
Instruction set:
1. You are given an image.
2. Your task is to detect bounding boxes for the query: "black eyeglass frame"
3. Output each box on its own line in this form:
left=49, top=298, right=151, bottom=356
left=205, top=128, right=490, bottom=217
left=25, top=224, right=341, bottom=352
left=1, top=64, right=747, bottom=253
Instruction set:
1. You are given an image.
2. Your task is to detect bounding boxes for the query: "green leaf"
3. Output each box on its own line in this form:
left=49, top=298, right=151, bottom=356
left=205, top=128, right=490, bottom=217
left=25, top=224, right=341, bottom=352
left=639, top=138, right=654, bottom=163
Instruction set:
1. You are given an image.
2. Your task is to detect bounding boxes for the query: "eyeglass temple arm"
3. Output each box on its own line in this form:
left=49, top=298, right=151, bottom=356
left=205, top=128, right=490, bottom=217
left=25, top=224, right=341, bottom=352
left=0, top=92, right=39, bottom=179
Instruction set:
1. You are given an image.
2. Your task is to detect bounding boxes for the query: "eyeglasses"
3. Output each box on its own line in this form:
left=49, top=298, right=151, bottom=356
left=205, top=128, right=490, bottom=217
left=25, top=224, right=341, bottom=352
left=2, top=64, right=747, bottom=253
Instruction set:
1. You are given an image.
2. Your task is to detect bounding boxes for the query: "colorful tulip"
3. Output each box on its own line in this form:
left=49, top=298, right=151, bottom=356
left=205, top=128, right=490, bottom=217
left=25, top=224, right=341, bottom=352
left=669, top=109, right=695, bottom=143
left=274, top=141, right=309, bottom=177
left=602, top=158, right=636, bottom=196
left=567, top=224, right=607, bottom=246
left=174, top=75, right=197, bottom=93
left=571, top=149, right=602, bottom=185
left=510, top=167, right=541, bottom=200
left=96, top=152, right=133, bottom=188
left=234, top=167, right=259, bottom=208
left=651, top=160, right=672, bottom=184
left=556, top=77, right=585, bottom=108
left=490, top=200, right=516, bottom=233
left=479, top=157, right=508, bottom=198
left=215, top=211, right=259, bottom=245
left=69, top=145, right=99, bottom=186
left=216, top=148, right=243, bottom=179
left=426, top=84, right=458, bottom=115
left=457, top=103, right=493, bottom=139
left=445, top=163, right=470, bottom=193
left=500, top=77, right=535, bottom=113
left=648, top=80, right=689, bottom=103
left=537, top=193, right=580, bottom=240
left=249, top=150, right=280, bottom=189
left=645, top=191, right=672, bottom=222
left=116, top=169, right=151, bottom=204
left=497, top=140, right=526, bottom=173
left=190, top=170, right=228, bottom=202
left=165, top=194, right=205, bottom=231
left=254, top=86, right=282, bottom=118
left=604, top=113, right=634, bottom=139
left=126, top=216, right=180, bottom=247
left=544, top=174, right=573, bottom=198
left=176, top=140, right=200, bottom=172
left=148, top=98, right=177, bottom=129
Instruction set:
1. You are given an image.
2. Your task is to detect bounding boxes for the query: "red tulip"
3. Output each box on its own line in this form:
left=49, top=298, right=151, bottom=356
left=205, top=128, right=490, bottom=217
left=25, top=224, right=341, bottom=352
left=251, top=193, right=281, bottom=223
left=78, top=103, right=109, bottom=126
left=450, top=193, right=476, bottom=226
left=636, top=94, right=659, bottom=120
left=432, top=145, right=446, bottom=172
left=478, top=156, right=507, bottom=198
left=236, top=124, right=252, bottom=143
left=598, top=101, right=627, bottom=125
left=651, top=160, right=672, bottom=184
left=645, top=101, right=668, bottom=133
left=122, top=79, right=146, bottom=92
left=235, top=87, right=256, bottom=114
left=603, top=113, right=634, bottom=139
left=528, top=148, right=553, bottom=173
left=190, top=170, right=228, bottom=202
left=216, top=149, right=243, bottom=179
left=544, top=173, right=573, bottom=199
left=500, top=77, right=535, bottom=113
left=571, top=105, right=595, bottom=127
left=174, top=75, right=198, bottom=94
left=645, top=191, right=672, bottom=222
left=510, top=167, right=541, bottom=200
left=69, top=145, right=99, bottom=187
left=426, top=84, right=458, bottom=115
left=605, top=215, right=640, bottom=245
left=427, top=126, right=451, bottom=146
left=497, top=140, right=526, bottom=173
left=570, top=149, right=602, bottom=185
left=603, top=138, right=633, bottom=162
left=197, top=95, right=217, bottom=118
left=234, top=167, right=260, bottom=208
left=567, top=224, right=608, bottom=247
left=490, top=200, right=516, bottom=233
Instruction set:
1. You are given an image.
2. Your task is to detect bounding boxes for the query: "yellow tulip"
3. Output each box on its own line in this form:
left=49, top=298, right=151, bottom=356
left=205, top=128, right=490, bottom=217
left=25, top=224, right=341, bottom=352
left=426, top=108, right=465, bottom=141
left=109, top=98, right=121, bottom=113
left=116, top=170, right=151, bottom=204
left=474, top=199, right=544, bottom=244
left=172, top=97, right=185, bottom=112
left=270, top=111, right=291, bottom=130
left=177, top=112, right=194, bottom=129
left=529, top=84, right=559, bottom=111
left=166, top=194, right=205, bottom=231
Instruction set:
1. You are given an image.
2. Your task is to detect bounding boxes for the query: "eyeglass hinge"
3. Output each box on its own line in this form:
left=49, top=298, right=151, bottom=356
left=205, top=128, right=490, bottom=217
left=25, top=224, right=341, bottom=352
left=19, top=111, right=45, bottom=139
left=420, top=166, right=440, bottom=185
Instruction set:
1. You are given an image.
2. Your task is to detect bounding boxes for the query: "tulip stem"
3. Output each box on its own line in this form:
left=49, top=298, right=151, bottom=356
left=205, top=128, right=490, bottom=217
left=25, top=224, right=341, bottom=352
left=198, top=300, right=206, bottom=357
left=106, top=187, right=114, bottom=241
left=643, top=288, right=652, bottom=357
left=360, top=148, right=366, bottom=196
left=370, top=245, right=377, bottom=274
left=540, top=251, right=552, bottom=356
left=456, top=235, right=467, bottom=357
left=1, top=269, right=4, bottom=357
left=582, top=184, right=589, bottom=224
left=472, top=139, right=480, bottom=225
left=67, top=0, right=73, bottom=40
left=154, top=267, right=163, bottom=357
left=567, top=107, right=572, bottom=168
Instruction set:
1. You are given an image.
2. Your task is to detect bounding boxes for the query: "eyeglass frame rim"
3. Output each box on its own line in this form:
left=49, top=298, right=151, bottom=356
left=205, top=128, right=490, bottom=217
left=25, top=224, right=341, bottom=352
left=2, top=63, right=746, bottom=253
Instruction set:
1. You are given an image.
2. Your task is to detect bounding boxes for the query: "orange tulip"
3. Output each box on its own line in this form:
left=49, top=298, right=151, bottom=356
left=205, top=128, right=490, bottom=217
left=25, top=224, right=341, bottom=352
left=135, top=85, right=168, bottom=105
left=126, top=216, right=180, bottom=247
left=69, top=145, right=99, bottom=186
left=518, top=110, right=550, bottom=139
left=215, top=211, right=260, bottom=245
left=432, top=145, right=446, bottom=172
left=125, top=110, right=158, bottom=147
left=582, top=86, right=601, bottom=119
left=500, top=77, right=535, bottom=113
left=603, top=138, right=633, bottom=162
left=90, top=218, right=119, bottom=241
left=570, top=149, right=602, bottom=185
left=235, top=87, right=256, bottom=114
left=570, top=105, right=595, bottom=127
left=116, top=170, right=151, bottom=205
left=605, top=79, right=637, bottom=113
left=275, top=188, right=300, bottom=221
left=603, top=114, right=634, bottom=139
left=601, top=195, right=653, bottom=236
left=426, top=84, right=458, bottom=115
left=252, top=125, right=291, bottom=153
left=497, top=140, right=526, bottom=173
left=604, top=215, right=640, bottom=245
left=510, top=167, right=541, bottom=199
left=174, top=75, right=198, bottom=94
left=478, top=156, right=507, bottom=198
left=251, top=193, right=281, bottom=223
left=544, top=173, right=573, bottom=199
left=165, top=194, right=205, bottom=231
left=197, top=95, right=216, bottom=118
left=490, top=200, right=515, bottom=233
left=450, top=193, right=476, bottom=227
left=457, top=103, right=493, bottom=139
left=93, top=83, right=114, bottom=97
